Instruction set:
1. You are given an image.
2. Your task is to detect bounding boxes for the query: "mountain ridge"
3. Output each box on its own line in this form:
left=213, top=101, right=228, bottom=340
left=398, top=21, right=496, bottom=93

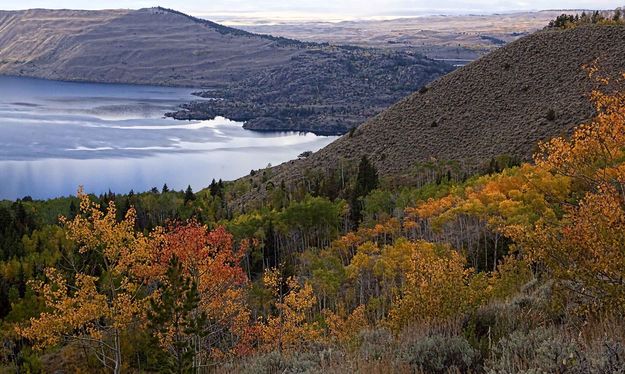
left=0, top=7, right=308, bottom=87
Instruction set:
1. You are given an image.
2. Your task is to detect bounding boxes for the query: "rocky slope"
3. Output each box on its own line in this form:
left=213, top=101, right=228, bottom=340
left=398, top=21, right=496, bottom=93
left=243, top=26, right=625, bottom=200
left=0, top=7, right=451, bottom=134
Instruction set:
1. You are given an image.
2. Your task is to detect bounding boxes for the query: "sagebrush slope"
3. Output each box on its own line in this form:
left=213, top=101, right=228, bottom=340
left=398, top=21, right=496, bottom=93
left=262, top=26, right=625, bottom=187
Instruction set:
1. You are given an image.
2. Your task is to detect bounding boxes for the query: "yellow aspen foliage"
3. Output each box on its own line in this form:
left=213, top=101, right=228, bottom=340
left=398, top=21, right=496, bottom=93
left=323, top=304, right=369, bottom=348
left=514, top=187, right=625, bottom=313
left=260, top=269, right=321, bottom=353
left=534, top=71, right=625, bottom=190
left=512, top=80, right=625, bottom=314
left=490, top=255, right=533, bottom=300
left=16, top=269, right=107, bottom=349
left=16, top=188, right=157, bottom=373
left=388, top=240, right=481, bottom=330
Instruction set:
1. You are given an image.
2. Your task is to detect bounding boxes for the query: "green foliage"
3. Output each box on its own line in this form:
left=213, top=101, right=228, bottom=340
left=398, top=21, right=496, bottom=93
left=350, top=155, right=379, bottom=224
left=147, top=257, right=207, bottom=373
left=361, top=189, right=394, bottom=225
left=546, top=8, right=625, bottom=29
left=183, top=185, right=195, bottom=204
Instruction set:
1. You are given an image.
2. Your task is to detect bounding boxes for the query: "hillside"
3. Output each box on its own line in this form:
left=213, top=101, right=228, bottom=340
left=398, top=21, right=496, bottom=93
left=4, top=13, right=625, bottom=374
left=248, top=26, right=625, bottom=196
left=0, top=7, right=305, bottom=87
left=0, top=7, right=452, bottom=134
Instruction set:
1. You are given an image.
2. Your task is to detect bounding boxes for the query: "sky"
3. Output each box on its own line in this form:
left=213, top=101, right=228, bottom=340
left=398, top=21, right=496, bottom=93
left=2, top=0, right=623, bottom=20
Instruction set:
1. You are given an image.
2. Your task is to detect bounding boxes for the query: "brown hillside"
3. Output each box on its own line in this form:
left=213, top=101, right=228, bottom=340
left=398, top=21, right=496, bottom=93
left=255, top=26, right=625, bottom=192
left=0, top=7, right=305, bottom=87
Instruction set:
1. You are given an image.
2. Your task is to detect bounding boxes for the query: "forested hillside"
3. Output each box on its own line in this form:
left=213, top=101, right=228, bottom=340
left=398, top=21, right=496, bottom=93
left=2, top=61, right=625, bottom=372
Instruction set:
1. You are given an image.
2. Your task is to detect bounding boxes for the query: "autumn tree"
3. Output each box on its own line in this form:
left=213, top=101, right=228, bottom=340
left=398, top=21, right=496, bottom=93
left=389, top=240, right=487, bottom=330
left=17, top=189, right=156, bottom=374
left=149, top=222, right=252, bottom=368
left=511, top=79, right=625, bottom=314
left=259, top=267, right=321, bottom=353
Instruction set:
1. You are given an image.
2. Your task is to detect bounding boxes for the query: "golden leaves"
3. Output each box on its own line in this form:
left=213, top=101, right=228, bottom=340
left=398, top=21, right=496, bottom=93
left=388, top=240, right=477, bottom=330
left=17, top=189, right=153, bottom=351
left=259, top=268, right=321, bottom=353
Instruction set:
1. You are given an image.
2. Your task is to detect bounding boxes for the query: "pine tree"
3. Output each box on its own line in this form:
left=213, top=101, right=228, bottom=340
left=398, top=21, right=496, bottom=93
left=350, top=155, right=379, bottom=225
left=209, top=179, right=218, bottom=197
left=162, top=183, right=170, bottom=194
left=147, top=257, right=207, bottom=373
left=184, top=185, right=195, bottom=204
left=68, top=200, right=78, bottom=220
left=355, top=155, right=378, bottom=197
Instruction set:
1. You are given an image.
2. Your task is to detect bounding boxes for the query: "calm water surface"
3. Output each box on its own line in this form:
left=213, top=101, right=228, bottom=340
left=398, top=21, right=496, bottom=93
left=0, top=76, right=337, bottom=200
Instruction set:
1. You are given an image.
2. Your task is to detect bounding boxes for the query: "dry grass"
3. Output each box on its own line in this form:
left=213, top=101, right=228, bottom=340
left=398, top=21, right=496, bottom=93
left=238, top=11, right=565, bottom=61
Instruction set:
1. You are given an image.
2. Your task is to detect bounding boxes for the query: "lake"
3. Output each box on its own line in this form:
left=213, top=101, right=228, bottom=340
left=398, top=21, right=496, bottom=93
left=0, top=76, right=337, bottom=200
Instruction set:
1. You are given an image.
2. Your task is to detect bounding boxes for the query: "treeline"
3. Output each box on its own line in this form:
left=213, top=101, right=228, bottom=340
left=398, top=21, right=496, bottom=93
left=547, top=7, right=625, bottom=29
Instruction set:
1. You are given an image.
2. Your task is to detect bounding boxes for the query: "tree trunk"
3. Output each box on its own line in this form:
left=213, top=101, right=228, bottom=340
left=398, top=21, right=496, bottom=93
left=113, top=329, right=122, bottom=374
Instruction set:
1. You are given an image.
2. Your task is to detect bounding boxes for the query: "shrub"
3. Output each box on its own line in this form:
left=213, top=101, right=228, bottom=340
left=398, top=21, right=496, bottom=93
left=237, top=351, right=321, bottom=374
left=395, top=334, right=479, bottom=374
left=591, top=340, right=625, bottom=373
left=358, top=328, right=394, bottom=361
left=486, top=327, right=580, bottom=373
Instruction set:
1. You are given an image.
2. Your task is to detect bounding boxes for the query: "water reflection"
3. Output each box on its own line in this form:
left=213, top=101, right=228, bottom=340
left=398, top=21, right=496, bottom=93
left=0, top=76, right=337, bottom=200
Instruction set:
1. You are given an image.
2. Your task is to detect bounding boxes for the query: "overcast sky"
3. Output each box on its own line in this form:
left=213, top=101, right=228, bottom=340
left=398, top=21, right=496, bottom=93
left=3, top=1, right=623, bottom=20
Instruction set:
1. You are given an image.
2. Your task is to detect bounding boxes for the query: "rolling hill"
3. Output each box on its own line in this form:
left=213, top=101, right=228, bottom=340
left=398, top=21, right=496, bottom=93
left=244, top=25, right=625, bottom=202
left=236, top=11, right=566, bottom=63
left=0, top=7, right=307, bottom=87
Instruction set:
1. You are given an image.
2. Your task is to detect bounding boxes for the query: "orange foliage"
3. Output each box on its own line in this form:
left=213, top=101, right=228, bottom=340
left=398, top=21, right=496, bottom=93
left=151, top=221, right=253, bottom=359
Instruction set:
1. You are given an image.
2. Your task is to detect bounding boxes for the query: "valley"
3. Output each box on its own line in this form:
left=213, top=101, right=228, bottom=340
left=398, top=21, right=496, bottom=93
left=235, top=11, right=566, bottom=62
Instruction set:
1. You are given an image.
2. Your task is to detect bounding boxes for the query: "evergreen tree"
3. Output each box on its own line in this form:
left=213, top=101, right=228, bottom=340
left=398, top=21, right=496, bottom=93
left=162, top=183, right=170, bottom=194
left=184, top=185, right=195, bottom=204
left=355, top=155, right=378, bottom=197
left=147, top=257, right=207, bottom=373
left=350, top=155, right=379, bottom=225
left=68, top=200, right=78, bottom=220
left=209, top=179, right=218, bottom=197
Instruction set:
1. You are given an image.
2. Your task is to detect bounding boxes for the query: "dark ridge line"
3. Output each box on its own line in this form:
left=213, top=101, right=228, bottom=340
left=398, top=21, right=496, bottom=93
left=151, top=6, right=319, bottom=48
